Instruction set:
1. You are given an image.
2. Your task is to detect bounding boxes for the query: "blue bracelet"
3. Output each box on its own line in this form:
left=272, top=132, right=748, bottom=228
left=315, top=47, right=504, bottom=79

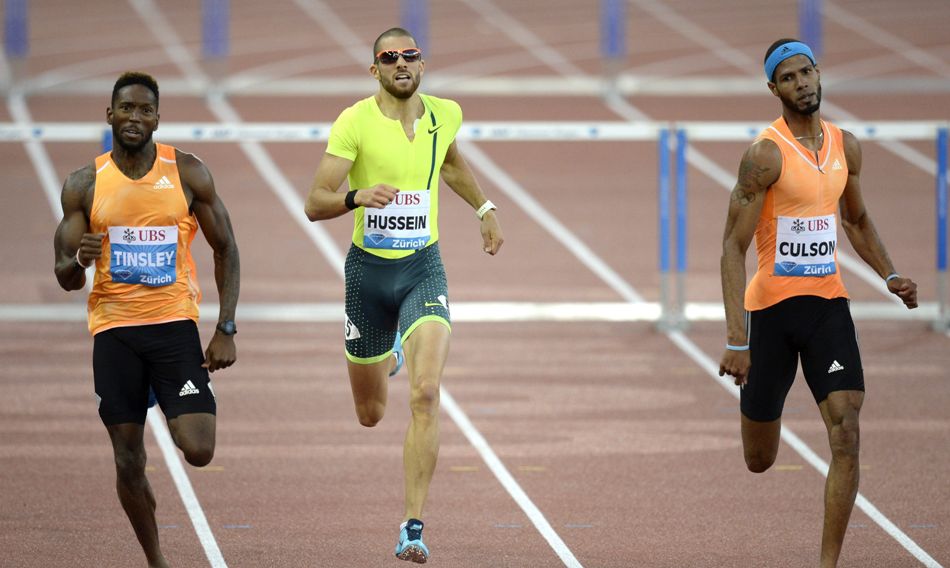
left=726, top=344, right=750, bottom=351
left=885, top=273, right=900, bottom=283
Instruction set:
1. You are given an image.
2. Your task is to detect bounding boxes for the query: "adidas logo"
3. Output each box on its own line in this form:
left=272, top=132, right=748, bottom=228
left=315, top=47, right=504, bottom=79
left=179, top=380, right=200, bottom=397
left=153, top=175, right=175, bottom=190
left=827, top=360, right=845, bottom=374
left=832, top=159, right=843, bottom=171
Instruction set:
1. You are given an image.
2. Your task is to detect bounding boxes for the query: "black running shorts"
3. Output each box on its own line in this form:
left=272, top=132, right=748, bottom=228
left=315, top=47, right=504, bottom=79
left=93, top=320, right=216, bottom=425
left=344, top=243, right=451, bottom=364
left=740, top=295, right=864, bottom=422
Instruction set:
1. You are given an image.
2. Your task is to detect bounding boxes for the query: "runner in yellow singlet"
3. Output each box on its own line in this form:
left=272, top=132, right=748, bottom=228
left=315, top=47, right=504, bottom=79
left=718, top=39, right=917, bottom=567
left=53, top=72, right=240, bottom=568
left=305, top=27, right=504, bottom=564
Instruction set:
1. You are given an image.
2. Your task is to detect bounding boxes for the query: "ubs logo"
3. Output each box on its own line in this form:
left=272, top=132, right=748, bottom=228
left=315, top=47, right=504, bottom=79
left=123, top=228, right=136, bottom=243
left=393, top=193, right=422, bottom=206
left=791, top=219, right=805, bottom=234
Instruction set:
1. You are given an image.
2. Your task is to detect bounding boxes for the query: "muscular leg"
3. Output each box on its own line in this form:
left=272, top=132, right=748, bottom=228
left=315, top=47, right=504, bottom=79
left=106, top=423, right=168, bottom=568
left=347, top=358, right=395, bottom=427
left=818, top=390, right=863, bottom=568
left=402, top=322, right=450, bottom=521
left=741, top=413, right=782, bottom=473
left=166, top=412, right=216, bottom=467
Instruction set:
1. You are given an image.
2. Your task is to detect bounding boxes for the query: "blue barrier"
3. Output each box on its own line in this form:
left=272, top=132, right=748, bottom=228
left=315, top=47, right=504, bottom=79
left=101, top=129, right=112, bottom=152
left=202, top=0, right=229, bottom=59
left=4, top=0, right=29, bottom=58
left=937, top=128, right=948, bottom=272
left=658, top=129, right=670, bottom=275
left=401, top=0, right=429, bottom=55
left=798, top=0, right=823, bottom=58
left=600, top=0, right=625, bottom=60
left=675, top=129, right=687, bottom=274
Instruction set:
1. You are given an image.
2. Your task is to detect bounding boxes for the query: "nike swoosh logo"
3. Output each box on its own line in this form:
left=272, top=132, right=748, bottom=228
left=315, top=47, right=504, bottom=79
left=427, top=125, right=442, bottom=134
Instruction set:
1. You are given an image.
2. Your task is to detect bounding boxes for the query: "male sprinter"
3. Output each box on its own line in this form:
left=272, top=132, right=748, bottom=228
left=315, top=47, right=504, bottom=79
left=719, top=39, right=918, bottom=567
left=53, top=72, right=240, bottom=568
left=305, top=27, right=503, bottom=563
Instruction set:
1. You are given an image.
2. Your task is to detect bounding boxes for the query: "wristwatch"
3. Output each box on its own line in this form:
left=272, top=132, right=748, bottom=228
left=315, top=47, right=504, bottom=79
left=216, top=320, right=237, bottom=336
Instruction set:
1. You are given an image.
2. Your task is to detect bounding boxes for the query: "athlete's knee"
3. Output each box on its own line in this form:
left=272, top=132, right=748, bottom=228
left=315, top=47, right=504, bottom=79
left=409, top=376, right=440, bottom=417
left=744, top=449, right=776, bottom=473
left=355, top=403, right=385, bottom=428
left=113, top=445, right=148, bottom=482
left=175, top=436, right=215, bottom=467
left=829, top=415, right=860, bottom=461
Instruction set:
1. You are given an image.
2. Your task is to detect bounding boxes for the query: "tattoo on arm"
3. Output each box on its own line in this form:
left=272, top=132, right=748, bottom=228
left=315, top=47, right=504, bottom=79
left=731, top=161, right=770, bottom=206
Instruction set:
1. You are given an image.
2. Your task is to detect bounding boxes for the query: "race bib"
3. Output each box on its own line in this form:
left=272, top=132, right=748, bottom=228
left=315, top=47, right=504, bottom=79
left=108, top=226, right=178, bottom=287
left=363, top=191, right=431, bottom=250
left=774, top=215, right=837, bottom=277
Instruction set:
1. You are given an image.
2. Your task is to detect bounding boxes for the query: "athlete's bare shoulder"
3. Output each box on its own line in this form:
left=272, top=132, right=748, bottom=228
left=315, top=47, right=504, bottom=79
left=61, top=163, right=97, bottom=211
left=175, top=148, right=216, bottom=205
left=839, top=129, right=862, bottom=172
left=736, top=138, right=782, bottom=192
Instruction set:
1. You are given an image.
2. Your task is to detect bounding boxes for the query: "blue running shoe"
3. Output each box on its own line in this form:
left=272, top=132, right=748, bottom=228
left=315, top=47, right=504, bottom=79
left=394, top=518, right=428, bottom=563
left=389, top=332, right=404, bottom=378
left=147, top=387, right=157, bottom=409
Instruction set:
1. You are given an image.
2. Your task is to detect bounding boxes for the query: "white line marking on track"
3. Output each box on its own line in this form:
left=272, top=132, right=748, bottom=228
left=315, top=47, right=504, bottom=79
left=460, top=141, right=645, bottom=303
left=147, top=410, right=228, bottom=568
left=440, top=389, right=583, bottom=568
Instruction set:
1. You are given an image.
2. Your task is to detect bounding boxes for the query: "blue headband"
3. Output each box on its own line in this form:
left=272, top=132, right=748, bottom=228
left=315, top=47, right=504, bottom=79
left=764, top=42, right=816, bottom=81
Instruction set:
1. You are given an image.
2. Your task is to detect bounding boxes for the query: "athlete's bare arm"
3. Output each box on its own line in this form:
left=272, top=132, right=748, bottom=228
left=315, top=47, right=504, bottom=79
left=839, top=131, right=918, bottom=309
left=440, top=140, right=504, bottom=255
left=304, top=153, right=398, bottom=221
left=53, top=165, right=101, bottom=291
left=719, top=139, right=781, bottom=384
left=178, top=150, right=241, bottom=371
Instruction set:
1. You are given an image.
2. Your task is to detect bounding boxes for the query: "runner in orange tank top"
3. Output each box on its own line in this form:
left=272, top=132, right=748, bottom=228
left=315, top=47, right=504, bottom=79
left=718, top=39, right=917, bottom=568
left=53, top=72, right=240, bottom=568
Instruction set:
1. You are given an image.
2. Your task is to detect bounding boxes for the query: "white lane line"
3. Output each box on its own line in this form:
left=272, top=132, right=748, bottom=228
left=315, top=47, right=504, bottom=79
left=459, top=141, right=644, bottom=303
left=466, top=1, right=944, bottom=565
left=147, top=410, right=228, bottom=567
left=440, top=389, right=583, bottom=568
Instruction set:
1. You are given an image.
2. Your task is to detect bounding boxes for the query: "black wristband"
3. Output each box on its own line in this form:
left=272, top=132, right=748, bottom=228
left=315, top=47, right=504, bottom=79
left=344, top=190, right=358, bottom=210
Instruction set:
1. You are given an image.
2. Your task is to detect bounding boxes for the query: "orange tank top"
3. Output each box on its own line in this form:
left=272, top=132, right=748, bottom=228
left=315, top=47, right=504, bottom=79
left=87, top=144, right=201, bottom=335
left=745, top=118, right=850, bottom=311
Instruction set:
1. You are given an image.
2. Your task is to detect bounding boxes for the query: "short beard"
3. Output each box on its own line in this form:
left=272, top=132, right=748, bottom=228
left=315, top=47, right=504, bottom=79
left=381, top=74, right=420, bottom=100
left=112, top=127, right=153, bottom=152
left=797, top=84, right=822, bottom=116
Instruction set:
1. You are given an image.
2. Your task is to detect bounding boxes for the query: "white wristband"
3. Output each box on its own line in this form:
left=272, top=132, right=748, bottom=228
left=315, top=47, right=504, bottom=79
left=475, top=200, right=496, bottom=220
left=726, top=344, right=749, bottom=351
left=75, top=249, right=91, bottom=269
left=885, top=273, right=900, bottom=283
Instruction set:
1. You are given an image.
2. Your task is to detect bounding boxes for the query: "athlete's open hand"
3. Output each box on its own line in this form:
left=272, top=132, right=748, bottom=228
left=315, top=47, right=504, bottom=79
left=203, top=334, right=236, bottom=372
left=77, top=233, right=105, bottom=267
left=887, top=276, right=918, bottom=309
left=480, top=211, right=503, bottom=255
left=719, top=349, right=751, bottom=386
left=358, top=184, right=400, bottom=209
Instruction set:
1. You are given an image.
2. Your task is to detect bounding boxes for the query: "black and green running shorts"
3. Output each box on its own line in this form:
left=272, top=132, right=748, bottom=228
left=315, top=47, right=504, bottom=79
left=343, top=243, right=451, bottom=364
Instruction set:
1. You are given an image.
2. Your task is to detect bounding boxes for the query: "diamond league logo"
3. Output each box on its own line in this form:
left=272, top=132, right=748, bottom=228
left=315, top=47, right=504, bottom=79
left=367, top=233, right=386, bottom=246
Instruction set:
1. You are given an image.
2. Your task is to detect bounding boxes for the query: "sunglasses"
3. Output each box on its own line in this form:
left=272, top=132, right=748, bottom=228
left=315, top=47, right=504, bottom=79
left=375, top=48, right=423, bottom=65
